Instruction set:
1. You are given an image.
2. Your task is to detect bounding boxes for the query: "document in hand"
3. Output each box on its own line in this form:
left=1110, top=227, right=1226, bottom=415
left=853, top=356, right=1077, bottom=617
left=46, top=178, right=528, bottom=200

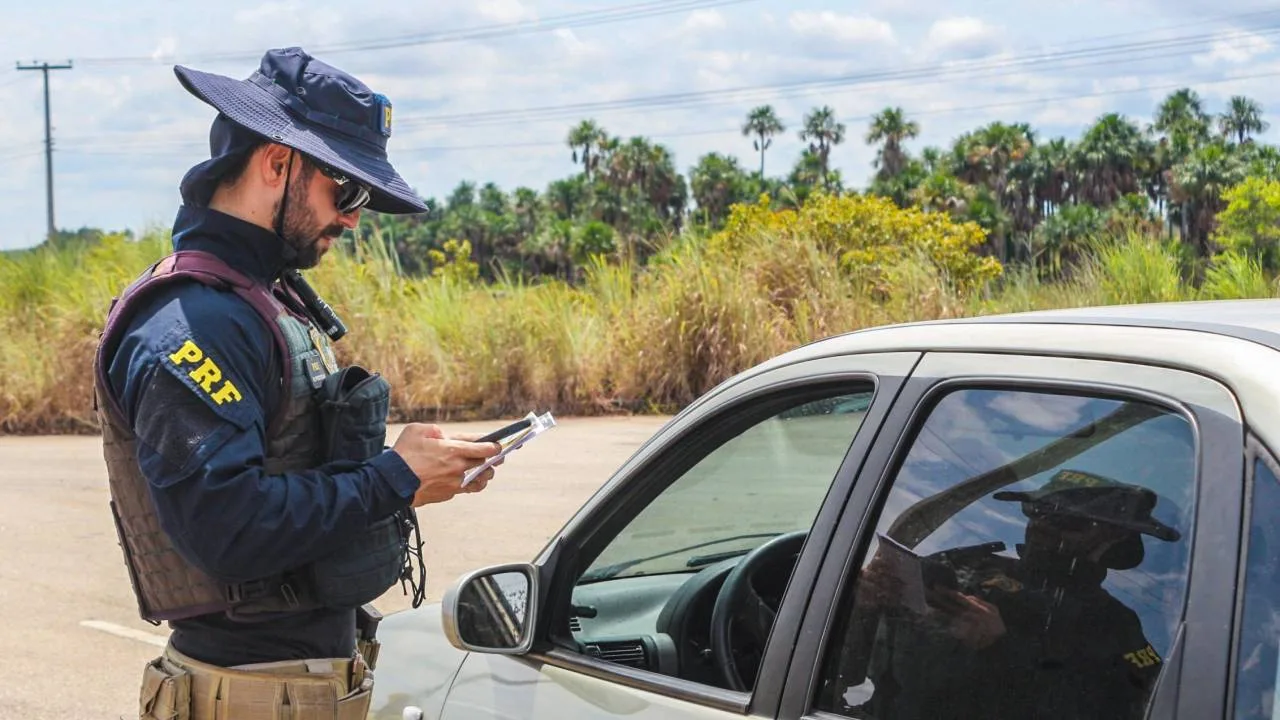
left=462, top=411, right=557, bottom=486
left=875, top=532, right=929, bottom=615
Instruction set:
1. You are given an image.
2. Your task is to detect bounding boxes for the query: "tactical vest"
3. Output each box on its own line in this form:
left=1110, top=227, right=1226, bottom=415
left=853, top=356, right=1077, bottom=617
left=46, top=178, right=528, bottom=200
left=93, top=250, right=409, bottom=624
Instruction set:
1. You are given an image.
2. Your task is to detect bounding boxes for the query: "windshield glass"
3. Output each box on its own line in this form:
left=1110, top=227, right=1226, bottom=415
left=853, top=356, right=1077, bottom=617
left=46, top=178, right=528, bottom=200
left=582, top=390, right=873, bottom=581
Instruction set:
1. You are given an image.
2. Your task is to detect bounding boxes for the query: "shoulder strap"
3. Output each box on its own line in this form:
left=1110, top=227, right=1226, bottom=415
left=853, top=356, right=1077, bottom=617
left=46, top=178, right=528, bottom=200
left=94, top=250, right=293, bottom=437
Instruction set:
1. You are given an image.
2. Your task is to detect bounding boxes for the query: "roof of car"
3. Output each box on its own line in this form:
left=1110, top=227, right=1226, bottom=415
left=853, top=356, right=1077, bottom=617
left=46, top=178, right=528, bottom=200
left=794, top=298, right=1280, bottom=356
left=734, top=298, right=1280, bottom=450
left=944, top=298, right=1280, bottom=348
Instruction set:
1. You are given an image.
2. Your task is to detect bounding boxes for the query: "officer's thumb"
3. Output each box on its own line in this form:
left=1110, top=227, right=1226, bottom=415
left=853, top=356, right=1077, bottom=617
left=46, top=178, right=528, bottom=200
left=419, top=423, right=445, bottom=440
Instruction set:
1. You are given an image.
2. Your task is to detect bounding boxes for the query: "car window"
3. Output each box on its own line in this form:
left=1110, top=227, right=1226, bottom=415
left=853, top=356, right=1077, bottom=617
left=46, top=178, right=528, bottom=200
left=813, top=387, right=1197, bottom=720
left=567, top=386, right=874, bottom=690
left=582, top=390, right=873, bottom=582
left=1232, top=454, right=1280, bottom=720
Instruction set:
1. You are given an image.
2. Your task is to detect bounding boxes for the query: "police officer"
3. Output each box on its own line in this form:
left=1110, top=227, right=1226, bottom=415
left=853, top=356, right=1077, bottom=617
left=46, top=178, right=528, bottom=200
left=92, top=47, right=502, bottom=719
left=849, top=469, right=1181, bottom=720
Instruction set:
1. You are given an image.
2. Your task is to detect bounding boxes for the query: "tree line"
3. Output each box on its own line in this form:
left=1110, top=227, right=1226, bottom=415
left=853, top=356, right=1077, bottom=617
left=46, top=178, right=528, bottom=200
left=357, top=89, right=1277, bottom=283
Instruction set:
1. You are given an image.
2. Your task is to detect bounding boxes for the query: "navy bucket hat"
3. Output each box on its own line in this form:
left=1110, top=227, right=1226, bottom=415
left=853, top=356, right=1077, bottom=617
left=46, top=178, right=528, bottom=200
left=175, top=46, right=427, bottom=215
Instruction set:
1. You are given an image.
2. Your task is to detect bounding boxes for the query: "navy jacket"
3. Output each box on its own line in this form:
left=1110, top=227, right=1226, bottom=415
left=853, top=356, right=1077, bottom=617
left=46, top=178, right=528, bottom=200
left=106, top=205, right=419, bottom=665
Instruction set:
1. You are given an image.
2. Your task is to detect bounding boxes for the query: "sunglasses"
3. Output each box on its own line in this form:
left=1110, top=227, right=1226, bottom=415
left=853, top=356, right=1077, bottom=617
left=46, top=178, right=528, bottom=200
left=1023, top=504, right=1100, bottom=532
left=316, top=163, right=372, bottom=215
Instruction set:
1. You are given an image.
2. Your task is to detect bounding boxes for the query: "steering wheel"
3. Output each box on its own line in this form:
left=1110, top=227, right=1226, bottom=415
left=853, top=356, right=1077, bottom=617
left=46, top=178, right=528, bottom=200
left=710, top=530, right=808, bottom=692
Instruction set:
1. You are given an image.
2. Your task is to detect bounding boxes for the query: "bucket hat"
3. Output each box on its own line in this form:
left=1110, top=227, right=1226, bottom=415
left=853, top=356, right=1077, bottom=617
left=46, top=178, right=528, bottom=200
left=993, top=468, right=1181, bottom=542
left=174, top=46, right=427, bottom=214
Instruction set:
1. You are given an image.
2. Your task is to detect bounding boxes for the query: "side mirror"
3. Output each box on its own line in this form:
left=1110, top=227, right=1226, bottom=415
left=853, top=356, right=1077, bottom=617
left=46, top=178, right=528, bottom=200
left=442, top=562, right=538, bottom=655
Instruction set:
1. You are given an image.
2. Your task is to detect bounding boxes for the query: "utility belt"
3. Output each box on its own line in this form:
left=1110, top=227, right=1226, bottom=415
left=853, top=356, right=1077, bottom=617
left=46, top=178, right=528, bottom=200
left=139, top=640, right=374, bottom=720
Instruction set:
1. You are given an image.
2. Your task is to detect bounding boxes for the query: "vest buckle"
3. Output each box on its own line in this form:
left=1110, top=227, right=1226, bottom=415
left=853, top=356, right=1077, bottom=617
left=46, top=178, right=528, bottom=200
left=225, top=578, right=272, bottom=604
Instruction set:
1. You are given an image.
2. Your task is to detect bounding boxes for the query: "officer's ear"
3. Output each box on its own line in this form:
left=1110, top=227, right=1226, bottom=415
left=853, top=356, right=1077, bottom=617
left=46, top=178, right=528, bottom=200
left=258, top=143, right=295, bottom=187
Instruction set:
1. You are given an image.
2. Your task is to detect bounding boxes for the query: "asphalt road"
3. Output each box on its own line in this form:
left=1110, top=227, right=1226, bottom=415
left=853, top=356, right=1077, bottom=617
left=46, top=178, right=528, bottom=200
left=0, top=416, right=671, bottom=720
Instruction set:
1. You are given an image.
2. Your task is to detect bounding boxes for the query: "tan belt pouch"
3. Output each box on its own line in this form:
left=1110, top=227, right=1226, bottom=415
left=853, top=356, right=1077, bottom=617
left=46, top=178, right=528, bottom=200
left=138, top=643, right=373, bottom=720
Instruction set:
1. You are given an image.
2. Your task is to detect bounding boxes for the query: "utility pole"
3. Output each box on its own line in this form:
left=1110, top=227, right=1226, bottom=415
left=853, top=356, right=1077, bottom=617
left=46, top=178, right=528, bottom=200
left=16, top=60, right=72, bottom=246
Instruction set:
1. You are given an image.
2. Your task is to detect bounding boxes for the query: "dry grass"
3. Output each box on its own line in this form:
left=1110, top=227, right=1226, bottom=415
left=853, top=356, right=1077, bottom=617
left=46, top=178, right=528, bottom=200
left=0, top=220, right=1267, bottom=435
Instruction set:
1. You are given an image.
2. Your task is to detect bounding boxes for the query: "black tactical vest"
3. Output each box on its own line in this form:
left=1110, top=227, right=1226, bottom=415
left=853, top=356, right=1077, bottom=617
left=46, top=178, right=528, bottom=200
left=93, top=249, right=409, bottom=623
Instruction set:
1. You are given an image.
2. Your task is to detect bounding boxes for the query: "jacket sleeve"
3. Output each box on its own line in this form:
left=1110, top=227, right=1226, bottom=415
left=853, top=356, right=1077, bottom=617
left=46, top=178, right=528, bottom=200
left=108, top=284, right=421, bottom=583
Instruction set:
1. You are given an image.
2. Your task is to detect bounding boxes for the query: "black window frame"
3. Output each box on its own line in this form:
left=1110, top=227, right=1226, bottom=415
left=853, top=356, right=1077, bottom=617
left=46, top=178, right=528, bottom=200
left=778, top=353, right=1244, bottom=720
left=521, top=353, right=920, bottom=715
left=1225, top=434, right=1280, bottom=719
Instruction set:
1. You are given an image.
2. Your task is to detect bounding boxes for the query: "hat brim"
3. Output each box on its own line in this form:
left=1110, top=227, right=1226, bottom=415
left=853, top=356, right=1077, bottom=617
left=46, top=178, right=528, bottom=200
left=175, top=65, right=428, bottom=215
left=994, top=490, right=1182, bottom=542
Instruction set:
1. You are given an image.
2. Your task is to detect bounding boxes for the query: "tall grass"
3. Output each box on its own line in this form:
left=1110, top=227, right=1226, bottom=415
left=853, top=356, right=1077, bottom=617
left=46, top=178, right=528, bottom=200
left=1, top=221, right=1274, bottom=434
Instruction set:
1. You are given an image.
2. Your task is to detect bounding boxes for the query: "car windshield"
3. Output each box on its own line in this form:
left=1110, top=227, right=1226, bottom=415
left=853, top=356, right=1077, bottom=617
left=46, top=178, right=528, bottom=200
left=581, top=391, right=873, bottom=582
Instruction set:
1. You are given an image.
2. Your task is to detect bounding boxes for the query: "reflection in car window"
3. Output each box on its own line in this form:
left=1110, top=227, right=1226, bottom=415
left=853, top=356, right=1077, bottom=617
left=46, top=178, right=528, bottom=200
left=815, top=388, right=1196, bottom=720
left=1233, top=456, right=1280, bottom=719
left=582, top=390, right=873, bottom=582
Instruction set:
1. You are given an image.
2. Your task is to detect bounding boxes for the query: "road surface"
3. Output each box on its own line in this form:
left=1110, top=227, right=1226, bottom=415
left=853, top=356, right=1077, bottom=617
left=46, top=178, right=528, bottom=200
left=0, top=416, right=670, bottom=719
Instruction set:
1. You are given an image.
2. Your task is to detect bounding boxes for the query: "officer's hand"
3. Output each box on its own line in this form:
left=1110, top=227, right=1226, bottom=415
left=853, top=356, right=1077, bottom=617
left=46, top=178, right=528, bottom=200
left=933, top=590, right=1006, bottom=650
left=391, top=423, right=502, bottom=507
left=855, top=551, right=903, bottom=611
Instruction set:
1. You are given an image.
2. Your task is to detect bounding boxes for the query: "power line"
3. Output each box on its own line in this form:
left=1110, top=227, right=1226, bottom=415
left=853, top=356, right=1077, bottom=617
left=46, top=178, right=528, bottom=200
left=394, top=24, right=1280, bottom=129
left=0, top=149, right=44, bottom=163
left=51, top=70, right=1280, bottom=161
left=74, top=0, right=759, bottom=66
left=16, top=60, right=73, bottom=244
left=52, top=21, right=1280, bottom=155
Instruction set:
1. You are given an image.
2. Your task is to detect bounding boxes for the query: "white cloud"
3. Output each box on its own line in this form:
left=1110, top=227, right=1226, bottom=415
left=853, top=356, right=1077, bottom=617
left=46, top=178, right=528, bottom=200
left=2, top=0, right=1280, bottom=249
left=788, top=11, right=895, bottom=46
left=925, top=17, right=1003, bottom=59
left=1091, top=75, right=1144, bottom=93
left=552, top=28, right=597, bottom=59
left=1192, top=30, right=1274, bottom=67
left=681, top=9, right=726, bottom=33
left=150, top=38, right=178, bottom=61
left=233, top=1, right=303, bottom=26
left=476, top=0, right=537, bottom=24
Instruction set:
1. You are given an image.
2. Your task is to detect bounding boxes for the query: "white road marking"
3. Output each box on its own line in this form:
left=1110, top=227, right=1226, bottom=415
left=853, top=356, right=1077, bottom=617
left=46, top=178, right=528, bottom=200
left=80, top=620, right=168, bottom=648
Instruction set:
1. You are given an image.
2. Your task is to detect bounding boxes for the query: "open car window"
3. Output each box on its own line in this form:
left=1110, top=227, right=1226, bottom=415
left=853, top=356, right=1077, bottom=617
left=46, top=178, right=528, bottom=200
left=815, top=387, right=1196, bottom=720
left=566, top=386, right=875, bottom=691
left=582, top=391, right=873, bottom=583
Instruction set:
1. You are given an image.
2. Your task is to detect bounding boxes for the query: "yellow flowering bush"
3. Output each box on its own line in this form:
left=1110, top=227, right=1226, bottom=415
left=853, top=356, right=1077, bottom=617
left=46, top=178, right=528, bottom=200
left=711, top=192, right=1002, bottom=293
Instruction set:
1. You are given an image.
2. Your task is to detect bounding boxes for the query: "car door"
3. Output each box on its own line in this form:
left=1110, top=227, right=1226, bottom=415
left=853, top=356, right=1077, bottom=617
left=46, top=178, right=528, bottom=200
left=775, top=351, right=1244, bottom=720
left=438, top=352, right=922, bottom=720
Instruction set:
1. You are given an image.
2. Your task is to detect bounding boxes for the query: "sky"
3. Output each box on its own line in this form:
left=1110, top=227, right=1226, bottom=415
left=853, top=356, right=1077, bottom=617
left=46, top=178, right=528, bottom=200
left=1, top=0, right=1279, bottom=250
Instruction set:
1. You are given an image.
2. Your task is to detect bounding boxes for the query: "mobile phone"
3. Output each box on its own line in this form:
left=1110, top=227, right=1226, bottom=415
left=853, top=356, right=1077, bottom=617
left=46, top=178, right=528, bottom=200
left=476, top=418, right=534, bottom=444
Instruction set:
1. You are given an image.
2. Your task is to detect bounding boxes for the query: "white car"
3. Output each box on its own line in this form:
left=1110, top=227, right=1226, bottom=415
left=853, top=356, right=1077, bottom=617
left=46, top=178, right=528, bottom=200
left=369, top=300, right=1280, bottom=720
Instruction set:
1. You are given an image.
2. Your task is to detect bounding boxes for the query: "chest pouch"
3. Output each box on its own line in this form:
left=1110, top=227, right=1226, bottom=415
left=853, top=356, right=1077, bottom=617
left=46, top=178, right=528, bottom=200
left=306, top=365, right=417, bottom=609
left=319, top=366, right=392, bottom=464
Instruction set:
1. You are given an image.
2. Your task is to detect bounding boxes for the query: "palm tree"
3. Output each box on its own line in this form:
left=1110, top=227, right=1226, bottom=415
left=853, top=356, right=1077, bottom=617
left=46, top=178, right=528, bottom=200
left=567, top=120, right=608, bottom=178
left=866, top=107, right=920, bottom=181
left=742, top=105, right=785, bottom=178
left=1154, top=88, right=1211, bottom=147
left=799, top=106, right=847, bottom=191
left=1219, top=96, right=1269, bottom=145
left=691, top=153, right=750, bottom=228
left=1170, top=139, right=1246, bottom=256
left=1073, top=113, right=1153, bottom=208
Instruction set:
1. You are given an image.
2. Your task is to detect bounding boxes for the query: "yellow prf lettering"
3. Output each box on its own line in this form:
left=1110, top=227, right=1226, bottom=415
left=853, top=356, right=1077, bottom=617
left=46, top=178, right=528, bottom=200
left=1124, top=645, right=1162, bottom=669
left=210, top=382, right=242, bottom=405
left=188, top=358, right=222, bottom=392
left=169, top=339, right=241, bottom=405
left=168, top=340, right=203, bottom=366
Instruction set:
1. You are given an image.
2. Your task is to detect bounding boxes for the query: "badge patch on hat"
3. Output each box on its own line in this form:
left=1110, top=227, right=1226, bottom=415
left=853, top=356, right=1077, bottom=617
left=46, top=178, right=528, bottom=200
left=375, top=94, right=392, bottom=137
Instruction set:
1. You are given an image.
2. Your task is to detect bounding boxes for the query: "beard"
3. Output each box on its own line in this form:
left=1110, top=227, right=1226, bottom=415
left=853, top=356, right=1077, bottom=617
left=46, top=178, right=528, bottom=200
left=276, top=168, right=346, bottom=269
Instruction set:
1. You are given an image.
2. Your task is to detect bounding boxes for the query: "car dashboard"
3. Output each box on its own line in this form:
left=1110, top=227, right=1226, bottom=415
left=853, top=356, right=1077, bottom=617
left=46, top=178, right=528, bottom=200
left=567, top=556, right=783, bottom=689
